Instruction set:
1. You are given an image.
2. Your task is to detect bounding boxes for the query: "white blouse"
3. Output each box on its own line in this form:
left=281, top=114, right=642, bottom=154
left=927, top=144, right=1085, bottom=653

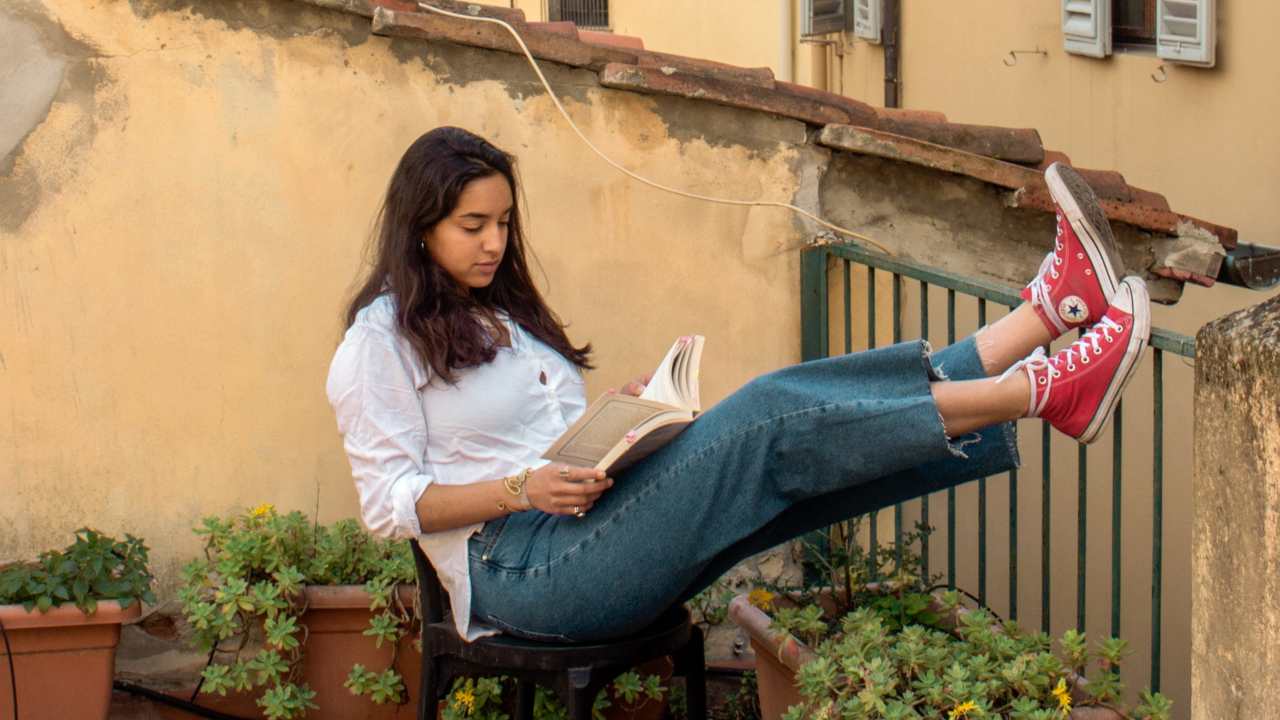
left=325, top=295, right=588, bottom=640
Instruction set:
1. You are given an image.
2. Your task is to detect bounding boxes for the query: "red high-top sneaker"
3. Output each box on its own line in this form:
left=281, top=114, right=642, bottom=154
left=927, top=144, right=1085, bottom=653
left=1014, top=276, right=1150, bottom=444
left=1020, top=162, right=1125, bottom=338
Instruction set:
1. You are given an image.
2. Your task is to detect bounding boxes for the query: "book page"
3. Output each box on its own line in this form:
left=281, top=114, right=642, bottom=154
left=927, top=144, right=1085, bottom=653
left=543, top=395, right=675, bottom=467
left=640, top=335, right=704, bottom=410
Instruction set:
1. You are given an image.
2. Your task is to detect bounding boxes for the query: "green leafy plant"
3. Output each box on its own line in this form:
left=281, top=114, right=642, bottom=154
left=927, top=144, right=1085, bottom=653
left=0, top=528, right=155, bottom=615
left=178, top=505, right=415, bottom=720
left=755, top=520, right=1173, bottom=720
left=440, top=669, right=666, bottom=720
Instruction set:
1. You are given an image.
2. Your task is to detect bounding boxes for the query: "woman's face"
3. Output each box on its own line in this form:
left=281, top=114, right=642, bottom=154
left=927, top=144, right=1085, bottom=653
left=424, top=173, right=513, bottom=291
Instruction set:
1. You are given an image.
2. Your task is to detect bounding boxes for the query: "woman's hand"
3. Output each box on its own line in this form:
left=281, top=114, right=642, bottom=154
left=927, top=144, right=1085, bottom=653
left=526, top=464, right=614, bottom=517
left=612, top=372, right=653, bottom=398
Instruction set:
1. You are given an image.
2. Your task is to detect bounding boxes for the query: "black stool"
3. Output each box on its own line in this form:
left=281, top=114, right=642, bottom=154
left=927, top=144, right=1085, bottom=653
left=410, top=540, right=706, bottom=720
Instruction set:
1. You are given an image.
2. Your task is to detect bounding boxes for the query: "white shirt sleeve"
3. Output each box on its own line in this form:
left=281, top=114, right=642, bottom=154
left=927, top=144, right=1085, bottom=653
left=326, top=324, right=433, bottom=539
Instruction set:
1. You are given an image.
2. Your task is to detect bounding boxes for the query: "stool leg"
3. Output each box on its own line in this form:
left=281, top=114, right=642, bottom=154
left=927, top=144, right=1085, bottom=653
left=418, top=658, right=437, bottom=720
left=564, top=667, right=595, bottom=720
left=682, top=627, right=707, bottom=720
left=515, top=679, right=536, bottom=720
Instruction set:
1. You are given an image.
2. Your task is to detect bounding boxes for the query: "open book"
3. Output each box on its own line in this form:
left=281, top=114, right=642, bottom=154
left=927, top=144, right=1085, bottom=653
left=542, top=335, right=705, bottom=475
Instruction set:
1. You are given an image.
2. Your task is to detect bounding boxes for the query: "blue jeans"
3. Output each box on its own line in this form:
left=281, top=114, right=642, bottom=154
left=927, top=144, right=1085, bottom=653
left=468, top=338, right=1020, bottom=642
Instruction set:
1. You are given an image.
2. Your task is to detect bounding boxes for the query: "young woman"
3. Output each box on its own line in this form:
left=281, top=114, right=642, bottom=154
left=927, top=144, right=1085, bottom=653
left=327, top=126, right=1149, bottom=643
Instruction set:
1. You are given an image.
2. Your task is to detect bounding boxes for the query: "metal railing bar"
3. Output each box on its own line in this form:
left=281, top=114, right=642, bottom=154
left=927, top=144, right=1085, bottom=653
left=1078, top=442, right=1088, bottom=631
left=867, top=266, right=878, bottom=580
left=843, top=260, right=852, bottom=355
left=1112, top=401, right=1123, bottom=639
left=1009, top=467, right=1018, bottom=620
left=893, top=273, right=904, bottom=573
left=1009, top=295, right=1019, bottom=621
left=822, top=243, right=1196, bottom=357
left=1152, top=349, right=1164, bottom=691
left=947, top=288, right=957, bottom=590
left=1042, top=418, right=1052, bottom=633
left=978, top=298, right=988, bottom=606
left=920, top=280, right=931, bottom=581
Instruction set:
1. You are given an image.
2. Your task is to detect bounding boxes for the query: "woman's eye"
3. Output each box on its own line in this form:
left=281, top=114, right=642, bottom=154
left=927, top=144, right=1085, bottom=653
left=463, top=226, right=484, bottom=233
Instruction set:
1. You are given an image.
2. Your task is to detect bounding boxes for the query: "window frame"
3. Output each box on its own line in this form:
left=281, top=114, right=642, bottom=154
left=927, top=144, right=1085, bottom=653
left=1114, top=0, right=1157, bottom=46
left=547, top=0, right=610, bottom=30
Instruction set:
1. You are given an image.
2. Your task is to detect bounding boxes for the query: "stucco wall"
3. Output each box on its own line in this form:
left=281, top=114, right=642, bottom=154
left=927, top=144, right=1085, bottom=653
left=0, top=0, right=816, bottom=595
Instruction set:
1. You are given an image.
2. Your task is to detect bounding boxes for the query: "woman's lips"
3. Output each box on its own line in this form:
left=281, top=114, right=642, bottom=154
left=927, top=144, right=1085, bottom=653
left=475, top=261, right=499, bottom=273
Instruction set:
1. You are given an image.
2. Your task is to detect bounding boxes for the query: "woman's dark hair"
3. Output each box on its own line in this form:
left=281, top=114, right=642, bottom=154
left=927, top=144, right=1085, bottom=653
left=344, top=127, right=592, bottom=383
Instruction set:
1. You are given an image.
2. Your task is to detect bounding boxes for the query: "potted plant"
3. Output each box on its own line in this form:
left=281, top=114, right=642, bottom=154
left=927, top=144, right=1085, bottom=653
left=728, top=519, right=1176, bottom=720
left=178, top=505, right=420, bottom=719
left=0, top=528, right=156, bottom=720
left=438, top=664, right=670, bottom=720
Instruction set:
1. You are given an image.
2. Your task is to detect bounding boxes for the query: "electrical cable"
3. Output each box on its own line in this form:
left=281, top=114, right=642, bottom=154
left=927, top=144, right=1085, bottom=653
left=1, top=617, right=16, bottom=720
left=412, top=1, right=892, bottom=256
left=114, top=680, right=252, bottom=720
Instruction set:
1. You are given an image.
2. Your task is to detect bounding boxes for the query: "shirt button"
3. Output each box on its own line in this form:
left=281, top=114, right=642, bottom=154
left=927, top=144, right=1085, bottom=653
left=538, top=370, right=548, bottom=385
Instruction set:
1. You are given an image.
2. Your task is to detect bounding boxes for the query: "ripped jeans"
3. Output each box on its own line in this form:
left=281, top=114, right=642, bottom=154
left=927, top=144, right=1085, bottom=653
left=468, top=337, right=1020, bottom=642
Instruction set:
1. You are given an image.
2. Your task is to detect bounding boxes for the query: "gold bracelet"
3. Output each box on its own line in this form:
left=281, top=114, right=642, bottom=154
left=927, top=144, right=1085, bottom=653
left=498, top=468, right=532, bottom=513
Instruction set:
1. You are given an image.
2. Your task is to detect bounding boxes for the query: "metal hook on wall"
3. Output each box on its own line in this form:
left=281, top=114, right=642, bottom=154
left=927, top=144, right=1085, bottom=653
left=1003, top=46, right=1048, bottom=67
left=1151, top=64, right=1169, bottom=83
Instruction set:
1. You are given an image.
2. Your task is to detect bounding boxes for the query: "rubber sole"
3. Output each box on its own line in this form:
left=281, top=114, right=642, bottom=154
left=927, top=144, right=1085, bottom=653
left=1045, top=163, right=1124, bottom=302
left=1078, top=278, right=1150, bottom=444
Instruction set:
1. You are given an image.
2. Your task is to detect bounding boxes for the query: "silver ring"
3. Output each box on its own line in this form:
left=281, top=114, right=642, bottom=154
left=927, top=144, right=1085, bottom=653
left=558, top=465, right=571, bottom=478
left=573, top=506, right=584, bottom=518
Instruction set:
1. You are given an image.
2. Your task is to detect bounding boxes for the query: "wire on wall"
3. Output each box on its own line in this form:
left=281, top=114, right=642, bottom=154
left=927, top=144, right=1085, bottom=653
left=413, top=1, right=892, bottom=255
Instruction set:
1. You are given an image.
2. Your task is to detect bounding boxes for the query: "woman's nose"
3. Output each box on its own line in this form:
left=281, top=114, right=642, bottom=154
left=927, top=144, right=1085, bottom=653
left=482, top=225, right=505, bottom=253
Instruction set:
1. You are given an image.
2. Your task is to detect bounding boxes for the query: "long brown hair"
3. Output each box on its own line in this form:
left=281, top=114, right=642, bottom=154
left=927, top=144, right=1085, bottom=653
left=344, top=127, right=592, bottom=383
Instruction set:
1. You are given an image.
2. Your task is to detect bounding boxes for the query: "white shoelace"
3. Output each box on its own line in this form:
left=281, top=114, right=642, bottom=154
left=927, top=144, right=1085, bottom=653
left=998, top=316, right=1124, bottom=418
left=1026, top=226, right=1069, bottom=335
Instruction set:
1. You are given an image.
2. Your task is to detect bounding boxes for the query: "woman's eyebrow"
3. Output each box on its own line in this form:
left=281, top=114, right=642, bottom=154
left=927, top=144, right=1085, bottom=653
left=457, top=206, right=513, bottom=220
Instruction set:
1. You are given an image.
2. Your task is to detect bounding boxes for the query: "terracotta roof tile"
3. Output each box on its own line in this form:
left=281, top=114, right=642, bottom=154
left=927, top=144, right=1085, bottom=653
left=1128, top=186, right=1172, bottom=212
left=371, top=6, right=639, bottom=71
left=637, top=51, right=775, bottom=89
left=580, top=29, right=644, bottom=50
left=528, top=20, right=577, bottom=38
left=1072, top=169, right=1131, bottom=202
left=599, top=63, right=853, bottom=126
left=775, top=81, right=878, bottom=127
left=353, top=1, right=1239, bottom=256
left=875, top=107, right=948, bottom=124
left=871, top=117, right=1044, bottom=164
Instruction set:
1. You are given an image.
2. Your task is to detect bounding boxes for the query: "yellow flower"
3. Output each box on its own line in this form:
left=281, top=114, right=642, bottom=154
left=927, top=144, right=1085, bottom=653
left=747, top=588, right=776, bottom=611
left=1052, top=677, right=1073, bottom=716
left=454, top=686, right=476, bottom=714
left=949, top=700, right=979, bottom=719
left=250, top=503, right=275, bottom=518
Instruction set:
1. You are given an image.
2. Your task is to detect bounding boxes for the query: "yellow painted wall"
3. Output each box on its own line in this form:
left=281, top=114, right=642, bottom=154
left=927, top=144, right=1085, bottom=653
left=517, top=0, right=797, bottom=80
left=0, top=1, right=812, bottom=594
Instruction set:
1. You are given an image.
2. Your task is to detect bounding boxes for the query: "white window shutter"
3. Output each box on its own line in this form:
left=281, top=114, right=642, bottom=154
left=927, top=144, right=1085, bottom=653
left=802, top=0, right=850, bottom=36
left=1157, top=0, right=1216, bottom=67
left=1062, top=0, right=1111, bottom=58
left=852, top=0, right=882, bottom=44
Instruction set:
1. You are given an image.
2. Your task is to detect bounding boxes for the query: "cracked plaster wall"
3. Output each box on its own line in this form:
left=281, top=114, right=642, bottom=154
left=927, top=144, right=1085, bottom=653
left=0, top=0, right=812, bottom=624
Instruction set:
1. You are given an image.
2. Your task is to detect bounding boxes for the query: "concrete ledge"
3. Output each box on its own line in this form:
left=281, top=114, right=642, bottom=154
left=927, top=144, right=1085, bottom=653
left=1193, top=294, right=1280, bottom=720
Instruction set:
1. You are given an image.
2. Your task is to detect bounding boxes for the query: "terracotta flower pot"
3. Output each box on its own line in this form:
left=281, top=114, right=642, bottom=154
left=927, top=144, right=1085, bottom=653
left=0, top=599, right=141, bottom=720
left=168, top=584, right=422, bottom=720
left=728, top=591, right=1123, bottom=720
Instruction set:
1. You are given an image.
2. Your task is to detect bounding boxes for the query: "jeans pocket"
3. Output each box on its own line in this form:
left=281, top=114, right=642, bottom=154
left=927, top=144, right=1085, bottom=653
left=468, top=516, right=510, bottom=562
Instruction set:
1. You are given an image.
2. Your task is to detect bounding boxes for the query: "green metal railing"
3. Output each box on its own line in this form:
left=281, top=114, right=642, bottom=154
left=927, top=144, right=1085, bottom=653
left=800, top=243, right=1194, bottom=692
